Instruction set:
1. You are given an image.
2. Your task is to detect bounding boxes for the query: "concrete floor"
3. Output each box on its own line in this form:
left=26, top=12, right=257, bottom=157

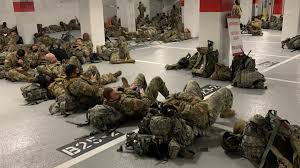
left=0, top=30, right=300, bottom=168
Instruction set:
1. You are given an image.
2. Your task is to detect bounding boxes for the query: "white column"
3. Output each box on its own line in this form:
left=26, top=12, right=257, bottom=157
left=116, top=0, right=136, bottom=32
left=240, top=0, right=253, bottom=25
left=79, top=0, right=105, bottom=50
left=281, top=0, right=300, bottom=40
left=184, top=0, right=199, bottom=38
left=199, top=13, right=231, bottom=66
left=15, top=13, right=37, bottom=44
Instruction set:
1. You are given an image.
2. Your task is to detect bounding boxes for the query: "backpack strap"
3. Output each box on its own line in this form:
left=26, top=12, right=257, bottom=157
left=258, top=119, right=283, bottom=168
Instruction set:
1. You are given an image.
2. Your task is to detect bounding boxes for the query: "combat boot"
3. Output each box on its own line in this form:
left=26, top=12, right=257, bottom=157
left=220, top=109, right=235, bottom=118
left=121, top=77, right=130, bottom=88
left=113, top=70, right=122, bottom=78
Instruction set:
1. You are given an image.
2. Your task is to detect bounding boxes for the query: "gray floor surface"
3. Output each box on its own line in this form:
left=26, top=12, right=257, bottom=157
left=0, top=30, right=299, bottom=168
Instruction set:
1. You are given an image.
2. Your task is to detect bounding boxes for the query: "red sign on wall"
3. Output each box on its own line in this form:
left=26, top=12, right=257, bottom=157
left=273, top=0, right=283, bottom=15
left=180, top=0, right=185, bottom=7
left=200, top=0, right=233, bottom=12
left=13, top=1, right=35, bottom=12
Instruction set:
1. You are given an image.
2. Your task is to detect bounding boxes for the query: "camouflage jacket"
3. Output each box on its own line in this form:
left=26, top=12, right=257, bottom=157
left=70, top=45, right=90, bottom=58
left=4, top=53, right=30, bottom=71
left=104, top=93, right=150, bottom=118
left=27, top=51, right=46, bottom=68
left=64, top=76, right=102, bottom=98
left=36, top=63, right=65, bottom=79
left=83, top=40, right=93, bottom=54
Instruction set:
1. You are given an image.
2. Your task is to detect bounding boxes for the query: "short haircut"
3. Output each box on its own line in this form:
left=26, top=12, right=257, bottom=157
left=17, top=49, right=25, bottom=57
left=65, top=64, right=77, bottom=77
left=103, top=87, right=113, bottom=100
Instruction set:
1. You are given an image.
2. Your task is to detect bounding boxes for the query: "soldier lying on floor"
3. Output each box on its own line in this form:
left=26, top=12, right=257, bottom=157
left=48, top=62, right=122, bottom=115
left=221, top=110, right=300, bottom=168
left=121, top=81, right=235, bottom=159
left=282, top=35, right=300, bottom=51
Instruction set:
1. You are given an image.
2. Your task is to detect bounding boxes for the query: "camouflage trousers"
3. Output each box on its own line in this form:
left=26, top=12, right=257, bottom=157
left=84, top=65, right=119, bottom=85
left=6, top=69, right=34, bottom=82
left=178, top=81, right=233, bottom=129
left=129, top=73, right=169, bottom=104
left=205, top=87, right=233, bottom=127
left=110, top=52, right=135, bottom=64
left=183, top=80, right=204, bottom=99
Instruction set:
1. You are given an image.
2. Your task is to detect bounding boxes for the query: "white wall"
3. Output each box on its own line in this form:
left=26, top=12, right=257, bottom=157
left=282, top=0, right=300, bottom=40
left=199, top=13, right=231, bottom=66
left=240, top=0, right=253, bottom=24
left=150, top=0, right=163, bottom=18
left=0, top=0, right=17, bottom=28
left=0, top=0, right=80, bottom=28
left=34, top=0, right=79, bottom=26
left=183, top=0, right=199, bottom=38
left=162, top=0, right=177, bottom=14
left=103, top=0, right=117, bottom=22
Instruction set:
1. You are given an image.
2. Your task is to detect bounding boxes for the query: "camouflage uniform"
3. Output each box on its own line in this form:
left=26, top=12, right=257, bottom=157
left=48, top=24, right=64, bottom=33
left=83, top=40, right=93, bottom=54
left=53, top=74, right=103, bottom=115
left=35, top=35, right=56, bottom=47
left=232, top=4, right=242, bottom=18
left=36, top=62, right=66, bottom=97
left=282, top=35, right=300, bottom=50
left=7, top=33, right=20, bottom=45
left=70, top=44, right=90, bottom=64
left=137, top=2, right=146, bottom=18
left=83, top=65, right=121, bottom=85
left=96, top=44, right=118, bottom=61
left=105, top=74, right=169, bottom=119
left=0, top=26, right=11, bottom=35
left=4, top=53, right=34, bottom=82
left=68, top=19, right=80, bottom=30
left=164, top=81, right=233, bottom=130
left=110, top=37, right=135, bottom=64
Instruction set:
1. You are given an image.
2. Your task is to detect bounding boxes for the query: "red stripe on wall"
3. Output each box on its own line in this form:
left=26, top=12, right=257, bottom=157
left=253, top=0, right=259, bottom=4
left=200, top=0, right=233, bottom=12
left=13, top=2, right=35, bottom=12
left=273, top=0, right=283, bottom=15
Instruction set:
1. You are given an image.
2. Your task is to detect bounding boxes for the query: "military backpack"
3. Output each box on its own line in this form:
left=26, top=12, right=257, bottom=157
left=20, top=83, right=49, bottom=105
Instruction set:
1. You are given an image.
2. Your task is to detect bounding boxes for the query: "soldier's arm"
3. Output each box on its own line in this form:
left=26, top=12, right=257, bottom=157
left=68, top=79, right=100, bottom=97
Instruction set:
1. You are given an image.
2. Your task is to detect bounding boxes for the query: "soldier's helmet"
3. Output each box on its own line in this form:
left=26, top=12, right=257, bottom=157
left=249, top=114, right=265, bottom=126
